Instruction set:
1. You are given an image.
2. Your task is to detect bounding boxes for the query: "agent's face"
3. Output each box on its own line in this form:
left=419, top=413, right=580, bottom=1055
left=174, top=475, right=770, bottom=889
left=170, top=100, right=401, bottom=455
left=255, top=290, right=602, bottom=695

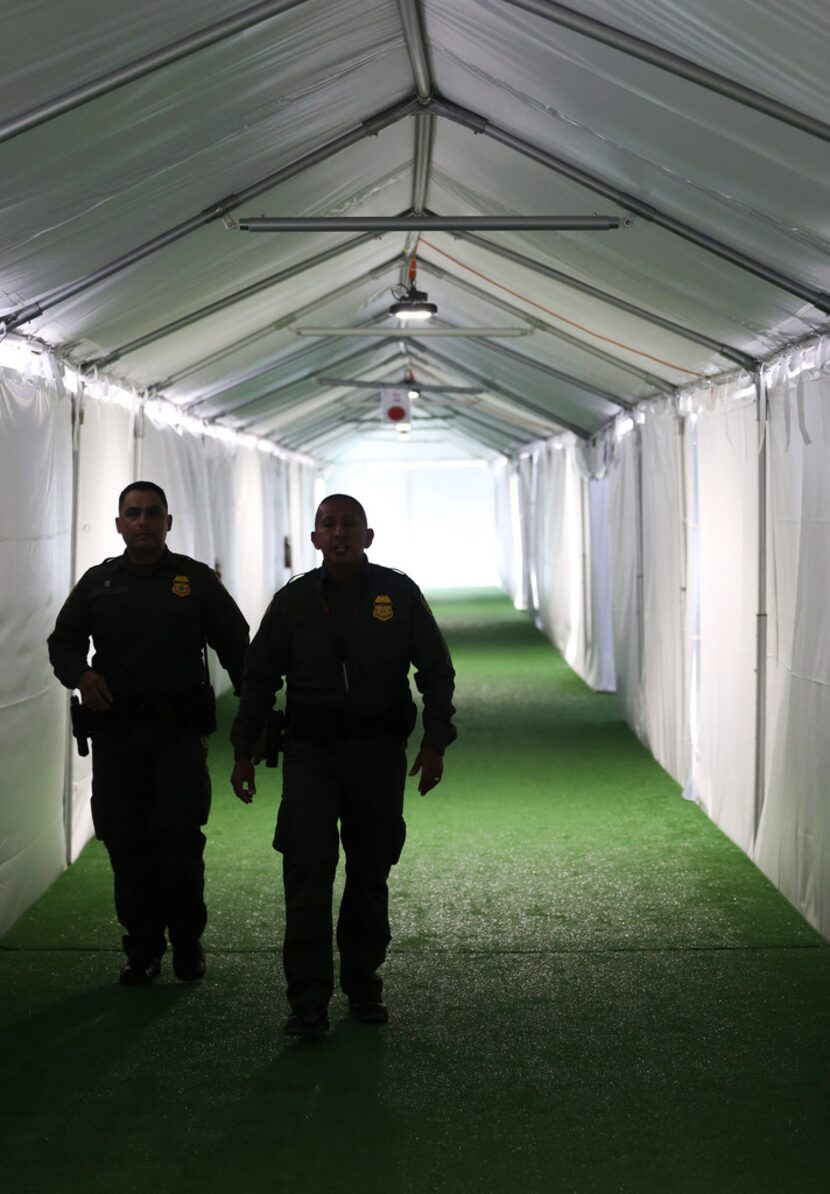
left=116, top=490, right=172, bottom=562
left=311, top=498, right=373, bottom=576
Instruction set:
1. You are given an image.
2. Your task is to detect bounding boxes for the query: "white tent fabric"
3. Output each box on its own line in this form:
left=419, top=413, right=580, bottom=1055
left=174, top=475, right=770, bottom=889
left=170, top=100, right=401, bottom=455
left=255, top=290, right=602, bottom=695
left=607, top=424, right=644, bottom=738
left=0, top=365, right=72, bottom=934
left=756, top=341, right=830, bottom=935
left=689, top=379, right=760, bottom=852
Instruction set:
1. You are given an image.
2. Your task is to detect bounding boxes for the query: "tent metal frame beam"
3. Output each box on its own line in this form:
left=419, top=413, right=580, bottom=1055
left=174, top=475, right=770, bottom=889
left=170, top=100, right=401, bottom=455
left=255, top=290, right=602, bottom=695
left=315, top=377, right=481, bottom=394
left=419, top=257, right=675, bottom=393
left=236, top=215, right=623, bottom=232
left=0, top=96, right=418, bottom=333
left=430, top=97, right=830, bottom=314
left=0, top=0, right=309, bottom=146
left=152, top=255, right=402, bottom=391
left=183, top=335, right=345, bottom=413
left=466, top=333, right=634, bottom=410
left=215, top=343, right=400, bottom=423
left=398, top=0, right=432, bottom=101
left=503, top=0, right=830, bottom=145
left=82, top=233, right=381, bottom=372
left=290, top=325, right=533, bottom=338
left=455, top=231, right=759, bottom=370
left=410, top=340, right=589, bottom=438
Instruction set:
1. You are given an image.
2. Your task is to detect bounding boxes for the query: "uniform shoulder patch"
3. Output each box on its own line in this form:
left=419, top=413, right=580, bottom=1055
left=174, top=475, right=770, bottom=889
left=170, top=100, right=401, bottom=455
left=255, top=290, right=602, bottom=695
left=172, top=574, right=191, bottom=597
left=373, top=594, right=394, bottom=622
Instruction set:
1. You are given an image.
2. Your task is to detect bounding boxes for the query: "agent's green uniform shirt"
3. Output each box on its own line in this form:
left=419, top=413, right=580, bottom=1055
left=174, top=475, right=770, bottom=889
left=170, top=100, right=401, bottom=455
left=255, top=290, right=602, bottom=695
left=231, top=561, right=456, bottom=757
left=48, top=548, right=249, bottom=699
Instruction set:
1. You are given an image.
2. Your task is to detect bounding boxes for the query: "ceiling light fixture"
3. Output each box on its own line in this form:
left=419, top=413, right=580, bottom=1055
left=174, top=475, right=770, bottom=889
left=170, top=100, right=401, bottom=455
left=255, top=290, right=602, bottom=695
left=389, top=253, right=437, bottom=323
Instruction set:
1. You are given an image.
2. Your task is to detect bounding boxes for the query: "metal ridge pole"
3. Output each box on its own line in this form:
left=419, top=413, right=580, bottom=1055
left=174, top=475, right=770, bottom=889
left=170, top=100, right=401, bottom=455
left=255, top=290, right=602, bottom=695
left=419, top=258, right=675, bottom=392
left=410, top=339, right=590, bottom=437
left=0, top=97, right=419, bottom=333
left=398, top=0, right=432, bottom=100
left=82, top=233, right=380, bottom=371
left=0, top=0, right=310, bottom=145
left=238, top=215, right=622, bottom=231
left=458, top=230, right=759, bottom=369
left=467, top=333, right=635, bottom=409
left=431, top=98, right=830, bottom=314
left=503, top=0, right=830, bottom=145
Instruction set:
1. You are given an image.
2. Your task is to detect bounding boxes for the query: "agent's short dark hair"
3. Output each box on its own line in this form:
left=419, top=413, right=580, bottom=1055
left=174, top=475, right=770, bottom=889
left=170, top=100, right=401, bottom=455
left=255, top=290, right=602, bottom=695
left=314, top=494, right=368, bottom=528
left=118, top=481, right=168, bottom=511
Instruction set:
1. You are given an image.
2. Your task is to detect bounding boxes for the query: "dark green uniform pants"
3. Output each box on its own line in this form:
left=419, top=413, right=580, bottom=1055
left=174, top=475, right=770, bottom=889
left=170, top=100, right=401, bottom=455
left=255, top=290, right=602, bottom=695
left=91, top=721, right=211, bottom=963
left=275, top=734, right=407, bottom=1010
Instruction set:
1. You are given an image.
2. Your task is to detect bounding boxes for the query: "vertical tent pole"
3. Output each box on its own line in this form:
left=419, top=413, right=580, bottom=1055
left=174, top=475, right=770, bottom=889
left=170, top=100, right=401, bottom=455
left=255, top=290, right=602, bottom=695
left=676, top=410, right=688, bottom=777
left=63, top=383, right=84, bottom=865
left=753, top=371, right=769, bottom=841
left=634, top=423, right=646, bottom=695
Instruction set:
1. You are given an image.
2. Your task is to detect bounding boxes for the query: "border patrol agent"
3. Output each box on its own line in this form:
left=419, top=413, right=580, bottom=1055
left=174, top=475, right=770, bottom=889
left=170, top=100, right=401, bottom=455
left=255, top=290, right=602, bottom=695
left=48, top=481, right=249, bottom=986
left=230, top=494, right=456, bottom=1037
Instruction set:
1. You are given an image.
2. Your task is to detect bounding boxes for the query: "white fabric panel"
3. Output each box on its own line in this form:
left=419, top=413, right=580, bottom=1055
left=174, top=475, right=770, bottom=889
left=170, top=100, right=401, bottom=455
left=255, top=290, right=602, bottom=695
left=0, top=367, right=72, bottom=933
left=322, top=461, right=500, bottom=590
left=607, top=427, right=644, bottom=736
left=689, top=382, right=759, bottom=852
left=586, top=477, right=616, bottom=693
left=755, top=343, right=830, bottom=938
left=234, top=445, right=294, bottom=632
left=70, top=389, right=138, bottom=860
left=492, top=457, right=524, bottom=606
left=640, top=406, right=689, bottom=784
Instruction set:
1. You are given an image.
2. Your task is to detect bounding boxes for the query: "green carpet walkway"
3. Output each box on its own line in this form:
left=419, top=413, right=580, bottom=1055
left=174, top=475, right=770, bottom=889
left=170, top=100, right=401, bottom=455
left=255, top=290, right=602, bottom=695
left=2, top=590, right=828, bottom=1193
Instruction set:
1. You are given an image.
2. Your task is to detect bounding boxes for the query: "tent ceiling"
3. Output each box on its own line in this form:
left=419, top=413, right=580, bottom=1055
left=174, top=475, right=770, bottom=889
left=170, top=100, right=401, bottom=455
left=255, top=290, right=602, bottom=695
left=1, top=0, right=828, bottom=462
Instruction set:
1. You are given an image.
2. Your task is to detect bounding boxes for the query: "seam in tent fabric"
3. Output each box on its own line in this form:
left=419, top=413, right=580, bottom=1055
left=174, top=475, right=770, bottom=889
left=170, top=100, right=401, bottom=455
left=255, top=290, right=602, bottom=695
left=419, top=238, right=708, bottom=377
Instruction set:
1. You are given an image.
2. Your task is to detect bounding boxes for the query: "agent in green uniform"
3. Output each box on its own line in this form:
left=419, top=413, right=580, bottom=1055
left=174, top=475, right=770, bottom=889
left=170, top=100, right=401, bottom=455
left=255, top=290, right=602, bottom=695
left=48, top=482, right=249, bottom=986
left=230, top=494, right=456, bottom=1037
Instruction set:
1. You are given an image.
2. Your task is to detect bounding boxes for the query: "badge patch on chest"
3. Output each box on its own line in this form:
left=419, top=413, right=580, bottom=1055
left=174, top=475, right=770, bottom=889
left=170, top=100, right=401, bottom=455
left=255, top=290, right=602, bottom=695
left=373, top=594, right=394, bottom=622
left=172, top=575, right=191, bottom=597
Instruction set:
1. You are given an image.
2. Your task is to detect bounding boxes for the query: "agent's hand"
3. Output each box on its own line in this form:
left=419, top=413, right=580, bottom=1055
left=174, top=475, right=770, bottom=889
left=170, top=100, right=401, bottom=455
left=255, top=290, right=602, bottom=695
left=409, top=747, right=444, bottom=796
left=78, top=669, right=113, bottom=712
left=231, top=759, right=256, bottom=804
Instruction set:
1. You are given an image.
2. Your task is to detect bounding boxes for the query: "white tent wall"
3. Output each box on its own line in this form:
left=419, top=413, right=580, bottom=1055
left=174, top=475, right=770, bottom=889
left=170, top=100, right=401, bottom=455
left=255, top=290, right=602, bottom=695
left=0, top=347, right=317, bottom=932
left=518, top=340, right=830, bottom=940
left=0, top=359, right=72, bottom=935
left=492, top=457, right=525, bottom=609
left=688, top=380, right=760, bottom=853
left=607, top=424, right=645, bottom=740
left=755, top=340, right=830, bottom=937
left=321, top=461, right=500, bottom=590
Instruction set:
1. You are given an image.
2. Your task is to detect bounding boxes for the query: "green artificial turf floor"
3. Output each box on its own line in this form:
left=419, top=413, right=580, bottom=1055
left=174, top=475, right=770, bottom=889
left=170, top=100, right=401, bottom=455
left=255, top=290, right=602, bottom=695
left=2, top=589, right=828, bottom=1192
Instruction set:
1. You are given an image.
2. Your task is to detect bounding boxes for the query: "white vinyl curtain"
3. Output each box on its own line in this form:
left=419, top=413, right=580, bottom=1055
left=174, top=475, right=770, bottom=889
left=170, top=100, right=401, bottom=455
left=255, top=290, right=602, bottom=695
left=0, top=364, right=72, bottom=934
left=755, top=342, right=830, bottom=935
left=0, top=350, right=318, bottom=932
left=687, top=378, right=759, bottom=853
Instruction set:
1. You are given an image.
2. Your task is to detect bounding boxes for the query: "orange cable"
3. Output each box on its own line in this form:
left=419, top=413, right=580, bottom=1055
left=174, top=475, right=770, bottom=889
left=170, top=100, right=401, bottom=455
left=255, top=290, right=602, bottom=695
left=419, top=238, right=706, bottom=378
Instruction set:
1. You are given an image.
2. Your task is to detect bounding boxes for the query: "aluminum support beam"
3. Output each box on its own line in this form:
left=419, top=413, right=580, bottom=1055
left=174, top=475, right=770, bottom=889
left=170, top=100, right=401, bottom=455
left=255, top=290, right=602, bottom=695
left=83, top=233, right=380, bottom=372
left=0, top=97, right=418, bottom=333
left=153, top=255, right=402, bottom=390
left=238, top=215, right=622, bottom=231
left=0, top=0, right=309, bottom=146
left=463, top=332, right=634, bottom=409
left=315, top=378, right=481, bottom=394
left=290, top=326, right=533, bottom=338
left=216, top=343, right=398, bottom=423
left=410, top=340, right=590, bottom=438
left=236, top=353, right=405, bottom=430
left=419, top=257, right=675, bottom=392
left=397, top=0, right=432, bottom=100
left=431, top=98, right=830, bottom=314
left=503, top=0, right=830, bottom=145
left=183, top=336, right=342, bottom=412
left=753, top=371, right=769, bottom=841
left=457, top=231, right=758, bottom=369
